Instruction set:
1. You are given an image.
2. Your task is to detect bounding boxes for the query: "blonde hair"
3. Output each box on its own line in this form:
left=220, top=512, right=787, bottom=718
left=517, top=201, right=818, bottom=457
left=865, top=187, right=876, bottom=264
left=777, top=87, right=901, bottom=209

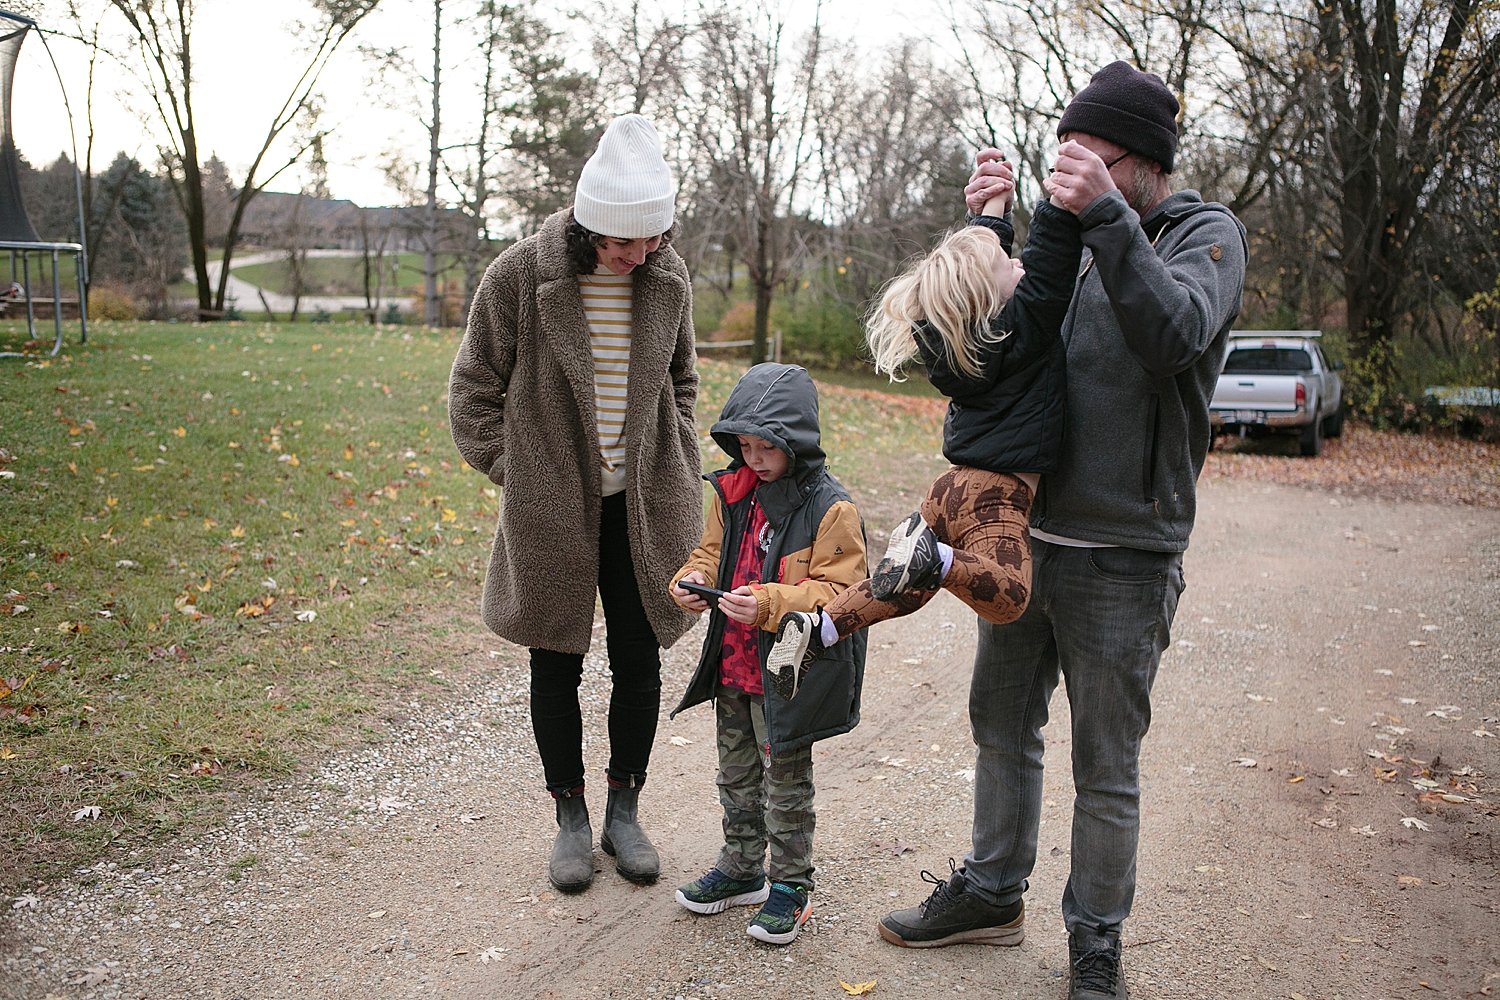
left=866, top=227, right=1013, bottom=381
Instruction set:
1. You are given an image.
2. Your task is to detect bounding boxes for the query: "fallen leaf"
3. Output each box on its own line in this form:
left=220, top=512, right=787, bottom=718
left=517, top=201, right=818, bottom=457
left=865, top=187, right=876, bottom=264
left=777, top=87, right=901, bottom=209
left=10, top=894, right=39, bottom=909
left=840, top=980, right=878, bottom=996
left=460, top=813, right=486, bottom=824
left=295, top=610, right=317, bottom=623
left=1288, top=775, right=1306, bottom=784
left=367, top=909, right=386, bottom=919
left=70, top=805, right=101, bottom=822
left=478, top=946, right=506, bottom=963
left=1350, top=824, right=1377, bottom=837
left=1232, top=757, right=1257, bottom=768
left=1313, top=817, right=1338, bottom=829
left=364, top=796, right=408, bottom=814
left=668, top=735, right=692, bottom=747
left=1400, top=817, right=1431, bottom=831
left=71, top=965, right=112, bottom=987
left=1397, top=876, right=1423, bottom=886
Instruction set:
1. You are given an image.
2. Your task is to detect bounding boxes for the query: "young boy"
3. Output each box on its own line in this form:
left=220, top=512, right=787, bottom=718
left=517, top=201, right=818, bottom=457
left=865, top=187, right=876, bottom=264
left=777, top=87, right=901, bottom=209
left=668, top=362, right=868, bottom=945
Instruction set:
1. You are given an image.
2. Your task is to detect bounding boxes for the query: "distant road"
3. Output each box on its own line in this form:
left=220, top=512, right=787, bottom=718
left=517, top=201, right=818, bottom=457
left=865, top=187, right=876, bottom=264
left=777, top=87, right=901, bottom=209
left=202, top=249, right=413, bottom=315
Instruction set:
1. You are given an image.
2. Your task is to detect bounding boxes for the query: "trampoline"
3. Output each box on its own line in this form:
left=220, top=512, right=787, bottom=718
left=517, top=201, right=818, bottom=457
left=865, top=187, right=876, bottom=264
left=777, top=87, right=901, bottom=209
left=1, top=8, right=88, bottom=357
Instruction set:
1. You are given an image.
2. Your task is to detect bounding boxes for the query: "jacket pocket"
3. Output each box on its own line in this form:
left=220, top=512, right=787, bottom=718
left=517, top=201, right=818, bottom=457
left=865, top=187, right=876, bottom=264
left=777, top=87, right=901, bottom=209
left=1141, top=393, right=1160, bottom=504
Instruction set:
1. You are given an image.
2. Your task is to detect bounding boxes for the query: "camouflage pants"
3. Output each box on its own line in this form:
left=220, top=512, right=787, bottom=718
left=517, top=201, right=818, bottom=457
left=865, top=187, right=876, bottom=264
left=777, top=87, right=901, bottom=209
left=713, top=684, right=815, bottom=891
left=824, top=466, right=1035, bottom=639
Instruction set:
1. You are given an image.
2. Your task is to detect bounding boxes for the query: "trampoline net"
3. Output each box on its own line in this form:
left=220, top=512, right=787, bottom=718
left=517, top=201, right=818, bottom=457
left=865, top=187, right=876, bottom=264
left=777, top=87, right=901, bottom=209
left=1, top=14, right=40, bottom=242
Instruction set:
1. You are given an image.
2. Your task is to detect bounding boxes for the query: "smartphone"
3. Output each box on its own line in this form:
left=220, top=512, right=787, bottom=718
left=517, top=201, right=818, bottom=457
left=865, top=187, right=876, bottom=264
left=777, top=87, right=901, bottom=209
left=678, top=580, right=729, bottom=602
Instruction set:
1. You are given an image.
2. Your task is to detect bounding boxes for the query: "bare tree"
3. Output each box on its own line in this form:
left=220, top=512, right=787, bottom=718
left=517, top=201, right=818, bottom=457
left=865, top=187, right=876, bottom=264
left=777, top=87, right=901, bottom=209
left=679, top=0, right=829, bottom=363
left=106, top=0, right=379, bottom=320
left=583, top=0, right=691, bottom=118
left=811, top=40, right=973, bottom=306
left=1158, top=0, right=1500, bottom=397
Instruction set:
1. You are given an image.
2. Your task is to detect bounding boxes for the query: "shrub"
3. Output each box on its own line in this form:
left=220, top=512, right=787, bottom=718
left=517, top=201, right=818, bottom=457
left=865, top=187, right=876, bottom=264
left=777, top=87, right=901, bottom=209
left=775, top=295, right=867, bottom=370
left=87, top=284, right=140, bottom=321
left=713, top=300, right=756, bottom=342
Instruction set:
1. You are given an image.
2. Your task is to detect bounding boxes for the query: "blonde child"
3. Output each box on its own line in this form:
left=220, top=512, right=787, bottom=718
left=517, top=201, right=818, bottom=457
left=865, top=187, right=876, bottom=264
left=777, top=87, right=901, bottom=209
left=667, top=362, right=868, bottom=946
left=768, top=146, right=1093, bottom=670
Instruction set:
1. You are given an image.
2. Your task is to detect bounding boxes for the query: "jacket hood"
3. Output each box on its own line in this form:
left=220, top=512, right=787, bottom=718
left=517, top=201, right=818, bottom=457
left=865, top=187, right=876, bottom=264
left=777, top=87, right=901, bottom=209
left=711, top=363, right=824, bottom=488
left=1143, top=191, right=1249, bottom=256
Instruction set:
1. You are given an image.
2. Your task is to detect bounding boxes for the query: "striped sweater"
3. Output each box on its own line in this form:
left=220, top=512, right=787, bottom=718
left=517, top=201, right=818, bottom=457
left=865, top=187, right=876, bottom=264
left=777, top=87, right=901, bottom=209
left=578, top=266, right=633, bottom=495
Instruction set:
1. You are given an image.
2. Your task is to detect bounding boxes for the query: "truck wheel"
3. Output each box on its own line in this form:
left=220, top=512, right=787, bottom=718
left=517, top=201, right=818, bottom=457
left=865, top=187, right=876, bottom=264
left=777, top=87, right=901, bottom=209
left=1299, top=416, right=1323, bottom=456
left=1322, top=400, right=1346, bottom=438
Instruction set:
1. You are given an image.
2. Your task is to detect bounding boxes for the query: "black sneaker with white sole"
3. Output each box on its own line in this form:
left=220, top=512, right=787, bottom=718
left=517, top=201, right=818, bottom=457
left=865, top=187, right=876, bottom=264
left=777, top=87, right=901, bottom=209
left=870, top=511, right=943, bottom=600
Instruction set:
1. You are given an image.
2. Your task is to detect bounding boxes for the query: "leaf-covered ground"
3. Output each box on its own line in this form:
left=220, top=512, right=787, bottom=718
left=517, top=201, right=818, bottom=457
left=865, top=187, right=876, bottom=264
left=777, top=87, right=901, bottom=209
left=1206, top=425, right=1499, bottom=508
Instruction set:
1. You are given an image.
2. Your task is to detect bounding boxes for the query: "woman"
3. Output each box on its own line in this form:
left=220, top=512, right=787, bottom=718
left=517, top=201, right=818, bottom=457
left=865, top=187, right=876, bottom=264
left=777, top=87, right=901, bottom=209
left=448, top=114, right=703, bottom=893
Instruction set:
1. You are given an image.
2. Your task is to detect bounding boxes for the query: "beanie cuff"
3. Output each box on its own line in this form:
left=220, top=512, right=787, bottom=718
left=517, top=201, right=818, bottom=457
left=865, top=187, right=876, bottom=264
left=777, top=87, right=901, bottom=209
left=574, top=194, right=675, bottom=240
left=1057, top=100, right=1177, bottom=172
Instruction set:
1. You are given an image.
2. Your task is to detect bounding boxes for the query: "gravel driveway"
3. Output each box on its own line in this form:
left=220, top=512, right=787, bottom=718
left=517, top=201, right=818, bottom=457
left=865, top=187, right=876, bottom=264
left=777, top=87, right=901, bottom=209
left=4, top=476, right=1497, bottom=1000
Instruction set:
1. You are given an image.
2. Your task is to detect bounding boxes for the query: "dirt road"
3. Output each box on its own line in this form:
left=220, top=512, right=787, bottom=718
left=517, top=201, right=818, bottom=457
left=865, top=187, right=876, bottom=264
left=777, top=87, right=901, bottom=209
left=4, top=477, right=1497, bottom=1000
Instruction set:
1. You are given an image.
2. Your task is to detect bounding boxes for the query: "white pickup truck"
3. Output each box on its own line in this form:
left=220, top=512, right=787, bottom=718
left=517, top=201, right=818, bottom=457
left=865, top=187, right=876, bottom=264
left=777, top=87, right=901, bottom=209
left=1209, top=331, right=1345, bottom=456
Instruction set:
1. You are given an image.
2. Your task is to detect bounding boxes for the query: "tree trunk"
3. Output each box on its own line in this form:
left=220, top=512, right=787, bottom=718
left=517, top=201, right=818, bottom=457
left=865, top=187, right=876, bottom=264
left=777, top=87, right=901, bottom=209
left=424, top=0, right=442, bottom=328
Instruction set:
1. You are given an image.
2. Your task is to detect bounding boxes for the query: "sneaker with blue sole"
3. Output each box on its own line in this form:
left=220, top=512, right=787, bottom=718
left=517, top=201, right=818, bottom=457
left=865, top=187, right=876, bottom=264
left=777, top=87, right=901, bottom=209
left=675, top=867, right=770, bottom=915
left=746, top=881, right=812, bottom=945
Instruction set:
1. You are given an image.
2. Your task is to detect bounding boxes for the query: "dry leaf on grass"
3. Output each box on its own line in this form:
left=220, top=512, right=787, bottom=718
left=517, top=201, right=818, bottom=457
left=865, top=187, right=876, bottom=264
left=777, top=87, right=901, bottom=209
left=839, top=979, right=878, bottom=996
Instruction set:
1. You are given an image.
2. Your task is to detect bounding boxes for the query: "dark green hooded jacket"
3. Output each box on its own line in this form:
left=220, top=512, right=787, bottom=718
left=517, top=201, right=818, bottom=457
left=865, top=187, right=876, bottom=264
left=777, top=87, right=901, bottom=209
left=669, top=363, right=869, bottom=754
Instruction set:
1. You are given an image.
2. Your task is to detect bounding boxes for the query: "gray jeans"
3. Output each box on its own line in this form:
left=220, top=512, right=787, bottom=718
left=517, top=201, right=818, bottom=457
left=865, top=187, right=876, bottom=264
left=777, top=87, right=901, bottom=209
left=964, top=537, right=1184, bottom=932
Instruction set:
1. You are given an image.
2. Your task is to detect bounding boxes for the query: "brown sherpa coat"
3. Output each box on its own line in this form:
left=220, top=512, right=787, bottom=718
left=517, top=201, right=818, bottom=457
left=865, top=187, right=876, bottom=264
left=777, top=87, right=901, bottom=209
left=448, top=209, right=702, bottom=655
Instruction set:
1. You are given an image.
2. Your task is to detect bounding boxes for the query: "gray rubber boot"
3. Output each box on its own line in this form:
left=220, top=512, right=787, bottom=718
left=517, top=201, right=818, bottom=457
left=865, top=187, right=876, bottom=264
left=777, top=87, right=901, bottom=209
left=600, top=783, right=660, bottom=883
left=548, top=793, right=594, bottom=893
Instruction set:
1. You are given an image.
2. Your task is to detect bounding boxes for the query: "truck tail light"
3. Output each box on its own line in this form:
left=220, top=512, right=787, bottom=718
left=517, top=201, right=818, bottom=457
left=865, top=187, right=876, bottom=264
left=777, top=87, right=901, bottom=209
left=1295, top=382, right=1307, bottom=407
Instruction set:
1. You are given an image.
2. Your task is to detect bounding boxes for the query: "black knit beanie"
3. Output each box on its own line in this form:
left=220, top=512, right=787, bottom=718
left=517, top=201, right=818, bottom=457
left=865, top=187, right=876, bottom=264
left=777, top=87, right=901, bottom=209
left=1056, top=61, right=1179, bottom=172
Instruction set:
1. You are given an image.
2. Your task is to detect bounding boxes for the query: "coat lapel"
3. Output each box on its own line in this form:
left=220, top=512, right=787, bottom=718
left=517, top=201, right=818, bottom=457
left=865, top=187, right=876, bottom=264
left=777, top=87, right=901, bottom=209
left=533, top=212, right=600, bottom=437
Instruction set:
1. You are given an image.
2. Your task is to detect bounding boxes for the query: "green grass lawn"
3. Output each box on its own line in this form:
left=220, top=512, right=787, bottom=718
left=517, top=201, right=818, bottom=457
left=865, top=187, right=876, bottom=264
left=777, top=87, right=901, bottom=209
left=0, top=319, right=943, bottom=891
left=232, top=252, right=471, bottom=298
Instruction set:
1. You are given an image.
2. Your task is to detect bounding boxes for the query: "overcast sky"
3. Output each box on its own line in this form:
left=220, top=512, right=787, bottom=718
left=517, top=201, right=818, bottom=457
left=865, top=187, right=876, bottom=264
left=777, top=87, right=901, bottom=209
left=12, top=0, right=950, bottom=208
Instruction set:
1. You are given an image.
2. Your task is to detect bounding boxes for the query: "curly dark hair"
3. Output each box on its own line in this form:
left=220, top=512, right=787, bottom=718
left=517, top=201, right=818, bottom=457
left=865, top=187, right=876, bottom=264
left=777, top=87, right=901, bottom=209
left=565, top=211, right=676, bottom=273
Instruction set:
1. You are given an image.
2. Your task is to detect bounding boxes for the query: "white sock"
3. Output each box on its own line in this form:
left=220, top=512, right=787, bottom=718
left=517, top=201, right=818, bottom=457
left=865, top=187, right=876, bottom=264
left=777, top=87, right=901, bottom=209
left=818, top=612, right=839, bottom=648
left=937, top=542, right=954, bottom=582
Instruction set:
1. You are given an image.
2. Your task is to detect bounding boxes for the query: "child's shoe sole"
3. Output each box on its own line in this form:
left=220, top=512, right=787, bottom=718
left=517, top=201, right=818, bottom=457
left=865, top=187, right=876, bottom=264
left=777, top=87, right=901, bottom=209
left=675, top=882, right=770, bottom=915
left=871, top=511, right=927, bottom=599
left=746, top=898, right=813, bottom=945
left=766, top=614, right=813, bottom=698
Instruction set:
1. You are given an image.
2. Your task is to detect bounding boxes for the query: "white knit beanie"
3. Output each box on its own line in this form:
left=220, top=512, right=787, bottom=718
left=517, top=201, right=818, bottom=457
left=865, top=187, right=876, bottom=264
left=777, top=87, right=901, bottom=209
left=573, top=114, right=676, bottom=239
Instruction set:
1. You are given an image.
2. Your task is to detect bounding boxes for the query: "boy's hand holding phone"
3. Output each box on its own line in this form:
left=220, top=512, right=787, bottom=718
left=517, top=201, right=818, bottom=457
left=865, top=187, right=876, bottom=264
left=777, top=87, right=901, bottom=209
left=716, top=586, right=758, bottom=625
left=672, top=572, right=716, bottom=612
left=671, top=574, right=759, bottom=624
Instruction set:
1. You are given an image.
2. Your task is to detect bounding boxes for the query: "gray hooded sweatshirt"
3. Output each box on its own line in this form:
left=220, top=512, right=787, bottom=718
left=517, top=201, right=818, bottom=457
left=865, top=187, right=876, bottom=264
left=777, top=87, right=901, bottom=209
left=1030, top=188, right=1248, bottom=552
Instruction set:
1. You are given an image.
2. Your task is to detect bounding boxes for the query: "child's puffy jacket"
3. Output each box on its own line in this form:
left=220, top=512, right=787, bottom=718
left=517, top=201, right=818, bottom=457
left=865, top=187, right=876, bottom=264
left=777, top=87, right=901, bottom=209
left=670, top=363, right=868, bottom=754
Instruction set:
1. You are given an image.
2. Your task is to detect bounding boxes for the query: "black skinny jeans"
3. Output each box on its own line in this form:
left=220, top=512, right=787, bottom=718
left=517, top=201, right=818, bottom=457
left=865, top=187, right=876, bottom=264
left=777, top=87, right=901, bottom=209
left=529, top=491, right=662, bottom=794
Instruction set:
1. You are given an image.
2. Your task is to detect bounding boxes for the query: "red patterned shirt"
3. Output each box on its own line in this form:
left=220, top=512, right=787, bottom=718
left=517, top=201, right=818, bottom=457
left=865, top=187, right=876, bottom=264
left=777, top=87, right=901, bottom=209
left=719, top=493, right=769, bottom=695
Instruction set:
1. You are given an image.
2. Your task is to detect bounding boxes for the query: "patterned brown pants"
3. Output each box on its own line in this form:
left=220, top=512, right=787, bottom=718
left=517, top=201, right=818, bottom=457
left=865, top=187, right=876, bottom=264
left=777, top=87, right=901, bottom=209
left=824, top=466, right=1034, bottom=640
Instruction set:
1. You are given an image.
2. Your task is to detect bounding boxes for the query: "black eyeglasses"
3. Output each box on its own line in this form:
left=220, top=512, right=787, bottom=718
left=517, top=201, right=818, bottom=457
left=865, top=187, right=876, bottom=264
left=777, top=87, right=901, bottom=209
left=1050, top=149, right=1132, bottom=174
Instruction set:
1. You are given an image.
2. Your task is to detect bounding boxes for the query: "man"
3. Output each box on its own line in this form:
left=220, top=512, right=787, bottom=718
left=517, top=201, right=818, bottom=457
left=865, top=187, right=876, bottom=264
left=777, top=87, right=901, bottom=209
left=876, top=61, right=1248, bottom=1000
